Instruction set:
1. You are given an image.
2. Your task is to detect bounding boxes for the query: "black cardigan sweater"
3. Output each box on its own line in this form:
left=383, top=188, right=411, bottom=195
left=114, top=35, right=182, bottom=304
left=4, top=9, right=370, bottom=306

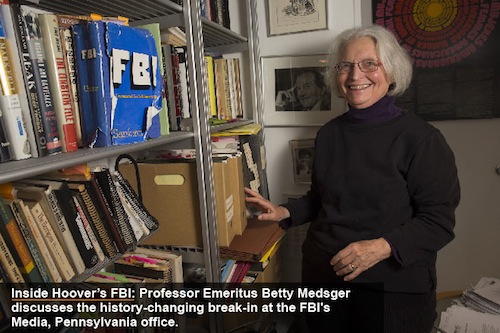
left=283, top=98, right=460, bottom=293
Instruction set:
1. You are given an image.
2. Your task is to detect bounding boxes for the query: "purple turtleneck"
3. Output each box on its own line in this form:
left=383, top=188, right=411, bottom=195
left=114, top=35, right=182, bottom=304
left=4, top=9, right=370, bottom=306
left=345, top=95, right=404, bottom=124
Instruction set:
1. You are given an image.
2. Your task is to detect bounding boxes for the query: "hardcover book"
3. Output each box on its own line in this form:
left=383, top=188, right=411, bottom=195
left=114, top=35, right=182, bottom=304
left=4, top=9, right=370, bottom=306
left=13, top=183, right=86, bottom=275
left=18, top=5, right=62, bottom=155
left=67, top=182, right=117, bottom=259
left=26, top=179, right=99, bottom=269
left=0, top=195, right=43, bottom=282
left=72, top=21, right=162, bottom=147
left=38, top=13, right=78, bottom=152
left=8, top=1, right=48, bottom=157
left=0, top=230, right=24, bottom=282
left=137, top=23, right=168, bottom=136
left=0, top=8, right=30, bottom=160
left=7, top=199, right=51, bottom=282
left=28, top=201, right=75, bottom=281
left=17, top=198, right=62, bottom=282
left=56, top=14, right=90, bottom=148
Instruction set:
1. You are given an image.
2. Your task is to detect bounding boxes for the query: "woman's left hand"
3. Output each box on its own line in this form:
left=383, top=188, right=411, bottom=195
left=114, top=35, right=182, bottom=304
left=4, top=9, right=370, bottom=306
left=330, top=238, right=392, bottom=281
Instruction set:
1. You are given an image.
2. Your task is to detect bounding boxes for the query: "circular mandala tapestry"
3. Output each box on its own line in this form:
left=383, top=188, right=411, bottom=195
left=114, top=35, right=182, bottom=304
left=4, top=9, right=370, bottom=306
left=373, top=0, right=500, bottom=68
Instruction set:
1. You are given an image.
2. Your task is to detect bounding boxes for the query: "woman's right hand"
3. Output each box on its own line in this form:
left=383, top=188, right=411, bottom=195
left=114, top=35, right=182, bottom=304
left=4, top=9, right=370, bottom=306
left=244, top=187, right=290, bottom=222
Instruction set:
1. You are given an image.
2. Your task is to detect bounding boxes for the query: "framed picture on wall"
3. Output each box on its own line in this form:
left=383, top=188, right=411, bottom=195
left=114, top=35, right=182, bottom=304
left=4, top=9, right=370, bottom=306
left=290, top=139, right=315, bottom=184
left=267, top=0, right=328, bottom=36
left=262, top=54, right=344, bottom=126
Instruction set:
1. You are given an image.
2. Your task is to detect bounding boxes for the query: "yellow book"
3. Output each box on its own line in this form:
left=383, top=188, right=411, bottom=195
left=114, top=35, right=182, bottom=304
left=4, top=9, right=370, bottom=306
left=205, top=55, right=217, bottom=117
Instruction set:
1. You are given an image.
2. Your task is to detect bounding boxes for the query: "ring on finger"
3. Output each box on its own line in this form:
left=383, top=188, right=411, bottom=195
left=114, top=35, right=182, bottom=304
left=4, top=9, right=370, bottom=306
left=350, top=264, right=357, bottom=272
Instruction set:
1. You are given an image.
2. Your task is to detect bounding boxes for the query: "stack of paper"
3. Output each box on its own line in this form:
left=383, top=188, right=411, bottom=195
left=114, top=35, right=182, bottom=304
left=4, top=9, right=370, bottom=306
left=439, top=305, right=500, bottom=332
left=438, top=277, right=500, bottom=332
left=460, top=277, right=500, bottom=315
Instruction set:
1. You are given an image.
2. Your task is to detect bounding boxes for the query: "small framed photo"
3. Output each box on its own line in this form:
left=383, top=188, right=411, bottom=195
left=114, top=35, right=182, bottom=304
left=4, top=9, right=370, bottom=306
left=262, top=54, right=345, bottom=126
left=267, top=0, right=328, bottom=36
left=290, top=139, right=315, bottom=184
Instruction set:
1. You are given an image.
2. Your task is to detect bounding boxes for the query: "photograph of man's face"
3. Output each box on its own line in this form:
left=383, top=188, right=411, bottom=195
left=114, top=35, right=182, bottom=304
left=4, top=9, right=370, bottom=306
left=274, top=66, right=331, bottom=112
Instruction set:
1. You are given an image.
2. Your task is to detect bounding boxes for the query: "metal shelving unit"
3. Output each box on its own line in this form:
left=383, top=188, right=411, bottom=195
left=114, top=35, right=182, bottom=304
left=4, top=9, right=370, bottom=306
left=5, top=2, right=263, bottom=331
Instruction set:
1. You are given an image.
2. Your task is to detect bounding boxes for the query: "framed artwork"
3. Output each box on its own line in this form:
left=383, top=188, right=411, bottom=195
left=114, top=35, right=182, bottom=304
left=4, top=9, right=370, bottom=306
left=290, top=139, right=314, bottom=184
left=262, top=55, right=345, bottom=126
left=267, top=0, right=328, bottom=36
left=372, top=0, right=500, bottom=120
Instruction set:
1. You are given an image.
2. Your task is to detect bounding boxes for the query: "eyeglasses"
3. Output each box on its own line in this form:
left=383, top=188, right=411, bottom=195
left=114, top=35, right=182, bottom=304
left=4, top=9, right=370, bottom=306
left=335, top=60, right=382, bottom=74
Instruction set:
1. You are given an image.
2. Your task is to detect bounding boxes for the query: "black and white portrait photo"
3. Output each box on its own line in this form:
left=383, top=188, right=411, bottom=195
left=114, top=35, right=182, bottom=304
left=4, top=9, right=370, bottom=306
left=290, top=139, right=315, bottom=183
left=274, top=67, right=331, bottom=112
left=262, top=55, right=344, bottom=126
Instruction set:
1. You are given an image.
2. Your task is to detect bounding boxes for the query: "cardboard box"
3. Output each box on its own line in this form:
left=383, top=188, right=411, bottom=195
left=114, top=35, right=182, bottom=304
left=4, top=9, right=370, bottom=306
left=226, top=154, right=247, bottom=235
left=213, top=159, right=235, bottom=247
left=119, top=160, right=235, bottom=247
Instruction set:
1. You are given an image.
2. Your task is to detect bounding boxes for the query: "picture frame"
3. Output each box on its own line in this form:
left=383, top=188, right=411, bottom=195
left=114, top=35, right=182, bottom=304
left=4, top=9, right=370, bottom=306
left=267, top=0, right=328, bottom=36
left=290, top=139, right=315, bottom=184
left=262, top=55, right=345, bottom=126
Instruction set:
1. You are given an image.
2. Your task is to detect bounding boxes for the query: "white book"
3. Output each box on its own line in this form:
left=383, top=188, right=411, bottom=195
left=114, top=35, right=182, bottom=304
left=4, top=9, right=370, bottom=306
left=0, top=5, right=31, bottom=160
left=14, top=184, right=86, bottom=275
left=19, top=199, right=62, bottom=282
left=28, top=201, right=75, bottom=281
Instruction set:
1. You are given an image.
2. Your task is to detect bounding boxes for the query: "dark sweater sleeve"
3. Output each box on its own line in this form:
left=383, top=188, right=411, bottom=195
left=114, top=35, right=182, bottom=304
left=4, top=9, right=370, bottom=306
left=383, top=130, right=460, bottom=267
left=281, top=183, right=321, bottom=228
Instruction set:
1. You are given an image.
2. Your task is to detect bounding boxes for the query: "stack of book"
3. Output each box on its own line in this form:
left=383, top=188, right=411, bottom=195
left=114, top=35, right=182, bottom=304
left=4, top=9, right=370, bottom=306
left=0, top=0, right=169, bottom=162
left=0, top=0, right=239, bottom=160
left=161, top=28, right=244, bottom=131
left=0, top=166, right=159, bottom=283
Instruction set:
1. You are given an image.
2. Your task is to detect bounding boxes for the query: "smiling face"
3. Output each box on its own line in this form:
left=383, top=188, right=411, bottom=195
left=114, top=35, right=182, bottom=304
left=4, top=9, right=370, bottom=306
left=295, top=72, right=324, bottom=109
left=336, top=36, right=391, bottom=109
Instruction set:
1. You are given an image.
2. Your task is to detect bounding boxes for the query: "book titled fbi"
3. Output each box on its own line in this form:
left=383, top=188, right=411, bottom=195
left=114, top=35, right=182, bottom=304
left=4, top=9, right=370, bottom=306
left=73, top=21, right=163, bottom=147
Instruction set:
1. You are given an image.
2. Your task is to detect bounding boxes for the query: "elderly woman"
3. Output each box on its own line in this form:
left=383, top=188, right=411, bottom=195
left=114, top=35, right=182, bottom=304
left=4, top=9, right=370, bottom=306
left=246, top=25, right=460, bottom=332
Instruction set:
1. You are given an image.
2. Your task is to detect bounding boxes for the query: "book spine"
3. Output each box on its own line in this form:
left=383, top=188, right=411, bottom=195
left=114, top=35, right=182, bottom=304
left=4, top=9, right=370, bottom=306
left=89, top=175, right=129, bottom=254
left=138, top=23, right=169, bottom=136
left=0, top=111, right=10, bottom=162
left=71, top=195, right=105, bottom=262
left=52, top=183, right=98, bottom=269
left=19, top=199, right=62, bottom=282
left=56, top=15, right=89, bottom=148
left=233, top=58, right=243, bottom=118
left=0, top=195, right=42, bottom=282
left=0, top=10, right=30, bottom=160
left=175, top=46, right=190, bottom=119
left=9, top=2, right=47, bottom=157
left=204, top=55, right=217, bottom=117
left=94, top=169, right=136, bottom=250
left=75, top=185, right=117, bottom=258
left=42, top=187, right=86, bottom=274
left=226, top=58, right=237, bottom=119
left=38, top=13, right=78, bottom=152
left=114, top=171, right=158, bottom=232
left=1, top=3, right=36, bottom=157
left=30, top=202, right=75, bottom=281
left=19, top=6, right=62, bottom=155
left=214, top=58, right=230, bottom=120
left=9, top=200, right=51, bottom=282
left=161, top=44, right=179, bottom=131
left=0, top=231, right=24, bottom=282
left=72, top=21, right=112, bottom=148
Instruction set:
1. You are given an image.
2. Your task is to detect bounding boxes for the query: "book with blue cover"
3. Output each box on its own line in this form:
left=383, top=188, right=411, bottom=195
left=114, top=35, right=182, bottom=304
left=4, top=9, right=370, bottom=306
left=73, top=21, right=162, bottom=147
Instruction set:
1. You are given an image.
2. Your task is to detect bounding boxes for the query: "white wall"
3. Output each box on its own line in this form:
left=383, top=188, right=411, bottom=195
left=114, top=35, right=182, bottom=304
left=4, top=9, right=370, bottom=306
left=254, top=0, right=500, bottom=291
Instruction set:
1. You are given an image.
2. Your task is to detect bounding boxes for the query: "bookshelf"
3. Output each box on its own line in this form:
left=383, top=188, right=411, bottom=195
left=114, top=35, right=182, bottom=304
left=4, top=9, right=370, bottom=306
left=0, top=1, right=263, bottom=330
left=5, top=0, right=263, bottom=283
